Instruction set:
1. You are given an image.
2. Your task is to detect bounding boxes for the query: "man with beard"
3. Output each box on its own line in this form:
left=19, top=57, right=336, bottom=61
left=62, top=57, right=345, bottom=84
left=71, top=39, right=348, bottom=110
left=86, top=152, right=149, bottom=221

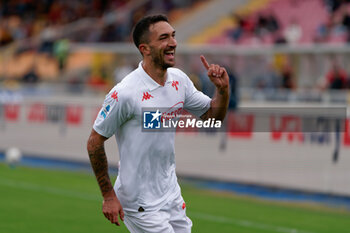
left=87, top=14, right=229, bottom=233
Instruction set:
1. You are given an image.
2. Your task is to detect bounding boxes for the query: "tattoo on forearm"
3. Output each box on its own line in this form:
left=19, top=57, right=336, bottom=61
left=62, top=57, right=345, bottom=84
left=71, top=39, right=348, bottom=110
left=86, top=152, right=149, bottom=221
left=88, top=139, right=113, bottom=194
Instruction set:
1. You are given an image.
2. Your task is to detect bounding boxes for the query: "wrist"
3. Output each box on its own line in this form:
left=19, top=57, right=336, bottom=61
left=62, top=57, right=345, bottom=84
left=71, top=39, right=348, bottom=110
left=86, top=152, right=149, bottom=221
left=102, top=189, right=116, bottom=200
left=217, top=86, right=228, bottom=95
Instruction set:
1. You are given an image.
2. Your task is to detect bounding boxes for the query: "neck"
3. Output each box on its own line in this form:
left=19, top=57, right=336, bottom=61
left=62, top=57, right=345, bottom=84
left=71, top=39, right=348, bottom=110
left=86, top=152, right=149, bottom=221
left=142, top=60, right=167, bottom=86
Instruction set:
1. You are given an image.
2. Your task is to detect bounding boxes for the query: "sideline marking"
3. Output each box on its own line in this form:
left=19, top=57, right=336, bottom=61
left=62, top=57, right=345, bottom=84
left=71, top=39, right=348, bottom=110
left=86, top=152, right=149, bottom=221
left=189, top=212, right=315, bottom=233
left=0, top=177, right=315, bottom=233
left=0, top=177, right=100, bottom=201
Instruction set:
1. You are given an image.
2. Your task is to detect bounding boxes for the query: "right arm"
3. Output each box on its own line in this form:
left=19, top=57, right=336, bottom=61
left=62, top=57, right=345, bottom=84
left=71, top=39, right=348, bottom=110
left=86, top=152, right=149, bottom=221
left=87, top=129, right=124, bottom=226
left=199, top=55, right=229, bottom=121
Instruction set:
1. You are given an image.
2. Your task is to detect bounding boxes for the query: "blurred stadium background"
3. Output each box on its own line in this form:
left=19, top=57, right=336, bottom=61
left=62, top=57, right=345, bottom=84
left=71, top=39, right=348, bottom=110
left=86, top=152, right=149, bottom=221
left=1, top=0, right=350, bottom=232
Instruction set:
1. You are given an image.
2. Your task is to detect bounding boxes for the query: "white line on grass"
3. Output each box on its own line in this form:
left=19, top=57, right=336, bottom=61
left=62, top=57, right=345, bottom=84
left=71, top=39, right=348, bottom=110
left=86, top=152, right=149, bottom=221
left=0, top=177, right=101, bottom=201
left=0, top=178, right=315, bottom=233
left=189, top=212, right=315, bottom=233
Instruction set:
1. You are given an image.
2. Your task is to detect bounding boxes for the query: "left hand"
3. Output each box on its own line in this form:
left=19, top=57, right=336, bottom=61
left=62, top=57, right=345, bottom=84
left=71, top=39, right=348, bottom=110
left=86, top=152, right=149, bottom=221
left=200, top=55, right=229, bottom=90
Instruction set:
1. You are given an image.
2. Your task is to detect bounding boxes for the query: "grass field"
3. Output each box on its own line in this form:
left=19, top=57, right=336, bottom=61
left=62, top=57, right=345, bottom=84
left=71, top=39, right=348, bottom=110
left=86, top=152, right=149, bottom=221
left=1, top=163, right=350, bottom=233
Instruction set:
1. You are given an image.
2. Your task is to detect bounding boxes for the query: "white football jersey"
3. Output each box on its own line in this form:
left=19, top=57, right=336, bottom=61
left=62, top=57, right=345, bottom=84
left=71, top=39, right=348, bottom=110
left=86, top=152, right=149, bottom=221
left=93, top=62, right=211, bottom=213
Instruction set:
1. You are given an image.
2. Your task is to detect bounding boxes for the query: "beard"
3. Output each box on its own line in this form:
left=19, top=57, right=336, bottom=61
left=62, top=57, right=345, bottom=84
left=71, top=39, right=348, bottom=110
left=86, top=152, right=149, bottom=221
left=150, top=46, right=175, bottom=70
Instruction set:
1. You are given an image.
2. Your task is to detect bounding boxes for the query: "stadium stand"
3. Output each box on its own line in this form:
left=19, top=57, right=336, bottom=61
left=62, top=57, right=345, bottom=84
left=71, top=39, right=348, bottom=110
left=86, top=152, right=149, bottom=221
left=0, top=0, right=209, bottom=83
left=1, top=0, right=350, bottom=94
left=0, top=0, right=209, bottom=46
left=189, top=0, right=350, bottom=45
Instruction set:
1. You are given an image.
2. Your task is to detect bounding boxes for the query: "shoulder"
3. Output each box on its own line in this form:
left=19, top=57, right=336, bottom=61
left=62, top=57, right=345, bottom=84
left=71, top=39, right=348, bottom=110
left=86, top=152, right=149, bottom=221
left=167, top=67, right=188, bottom=79
left=119, top=68, right=141, bottom=86
left=167, top=67, right=192, bottom=86
left=115, top=68, right=145, bottom=92
left=106, top=78, right=138, bottom=105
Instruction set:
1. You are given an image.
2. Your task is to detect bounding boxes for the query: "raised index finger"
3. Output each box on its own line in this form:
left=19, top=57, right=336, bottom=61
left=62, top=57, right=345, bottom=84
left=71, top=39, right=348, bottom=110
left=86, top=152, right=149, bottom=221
left=200, top=55, right=210, bottom=70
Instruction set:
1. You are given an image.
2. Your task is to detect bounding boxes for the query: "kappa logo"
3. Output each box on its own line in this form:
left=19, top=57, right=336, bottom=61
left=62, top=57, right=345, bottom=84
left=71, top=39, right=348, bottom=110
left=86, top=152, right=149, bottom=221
left=172, top=80, right=179, bottom=91
left=142, top=92, right=153, bottom=101
left=111, top=91, right=118, bottom=101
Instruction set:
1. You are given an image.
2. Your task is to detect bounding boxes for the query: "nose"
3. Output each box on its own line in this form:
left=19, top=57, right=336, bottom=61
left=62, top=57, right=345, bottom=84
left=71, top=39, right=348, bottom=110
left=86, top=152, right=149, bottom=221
left=169, top=36, right=177, bottom=48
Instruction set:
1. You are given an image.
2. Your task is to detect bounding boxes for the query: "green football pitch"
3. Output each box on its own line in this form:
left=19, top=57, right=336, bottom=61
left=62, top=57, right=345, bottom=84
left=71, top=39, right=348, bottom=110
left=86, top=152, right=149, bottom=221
left=0, top=164, right=349, bottom=233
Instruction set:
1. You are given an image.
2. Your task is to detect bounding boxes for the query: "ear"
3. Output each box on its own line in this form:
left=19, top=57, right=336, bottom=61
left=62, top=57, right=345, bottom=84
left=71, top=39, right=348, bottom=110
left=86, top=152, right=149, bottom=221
left=139, top=44, right=150, bottom=56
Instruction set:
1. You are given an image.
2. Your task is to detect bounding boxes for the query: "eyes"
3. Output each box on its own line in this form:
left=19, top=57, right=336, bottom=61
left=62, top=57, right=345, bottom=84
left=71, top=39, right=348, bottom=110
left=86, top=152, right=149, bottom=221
left=159, top=32, right=176, bottom=41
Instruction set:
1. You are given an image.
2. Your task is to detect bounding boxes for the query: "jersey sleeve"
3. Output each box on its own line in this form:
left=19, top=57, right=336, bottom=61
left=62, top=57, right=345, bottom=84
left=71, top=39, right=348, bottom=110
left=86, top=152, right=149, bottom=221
left=93, top=86, right=133, bottom=138
left=183, top=75, right=211, bottom=118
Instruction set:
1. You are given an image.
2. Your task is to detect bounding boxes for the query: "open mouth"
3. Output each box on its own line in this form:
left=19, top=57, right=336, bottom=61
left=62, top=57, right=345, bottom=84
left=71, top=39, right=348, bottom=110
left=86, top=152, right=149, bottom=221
left=164, top=50, right=175, bottom=59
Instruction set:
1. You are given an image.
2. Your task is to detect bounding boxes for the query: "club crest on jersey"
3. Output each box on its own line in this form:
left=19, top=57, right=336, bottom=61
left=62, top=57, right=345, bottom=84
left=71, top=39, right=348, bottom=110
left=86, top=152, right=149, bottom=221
left=172, top=80, right=179, bottom=91
left=143, top=109, right=162, bottom=129
left=111, top=91, right=118, bottom=101
left=142, top=92, right=153, bottom=101
left=100, top=105, right=110, bottom=119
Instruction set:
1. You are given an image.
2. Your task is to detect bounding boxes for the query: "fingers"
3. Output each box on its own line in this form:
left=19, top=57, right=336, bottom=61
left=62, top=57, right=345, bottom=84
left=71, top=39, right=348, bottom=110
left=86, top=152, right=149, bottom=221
left=102, top=197, right=124, bottom=226
left=103, top=208, right=124, bottom=226
left=103, top=212, right=108, bottom=220
left=200, top=55, right=210, bottom=70
left=114, top=208, right=124, bottom=226
left=120, top=209, right=125, bottom=221
left=201, top=55, right=226, bottom=78
left=208, top=64, right=221, bottom=78
left=199, top=56, right=229, bottom=89
left=114, top=215, right=120, bottom=226
left=104, top=211, right=120, bottom=225
left=219, top=67, right=225, bottom=77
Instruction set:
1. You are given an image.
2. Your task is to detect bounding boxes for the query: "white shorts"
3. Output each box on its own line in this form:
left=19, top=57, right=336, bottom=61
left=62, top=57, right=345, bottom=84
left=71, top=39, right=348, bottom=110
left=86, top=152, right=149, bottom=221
left=124, top=194, right=192, bottom=233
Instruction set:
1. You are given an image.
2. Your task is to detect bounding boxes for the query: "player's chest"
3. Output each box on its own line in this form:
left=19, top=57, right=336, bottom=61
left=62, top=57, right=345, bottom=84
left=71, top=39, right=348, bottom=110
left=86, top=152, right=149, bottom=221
left=137, top=81, right=184, bottom=108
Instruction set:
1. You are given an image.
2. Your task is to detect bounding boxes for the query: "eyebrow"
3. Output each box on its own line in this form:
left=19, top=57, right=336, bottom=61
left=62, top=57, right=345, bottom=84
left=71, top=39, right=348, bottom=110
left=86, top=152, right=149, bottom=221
left=159, top=30, right=176, bottom=38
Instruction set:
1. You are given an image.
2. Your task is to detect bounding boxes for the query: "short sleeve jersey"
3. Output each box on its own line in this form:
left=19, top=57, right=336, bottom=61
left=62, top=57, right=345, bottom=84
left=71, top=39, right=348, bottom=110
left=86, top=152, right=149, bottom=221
left=93, top=62, right=211, bottom=213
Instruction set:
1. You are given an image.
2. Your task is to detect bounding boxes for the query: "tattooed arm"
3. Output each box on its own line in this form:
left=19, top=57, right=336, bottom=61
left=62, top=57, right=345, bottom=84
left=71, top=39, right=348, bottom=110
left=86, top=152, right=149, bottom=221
left=87, top=129, right=124, bottom=226
left=200, top=87, right=229, bottom=121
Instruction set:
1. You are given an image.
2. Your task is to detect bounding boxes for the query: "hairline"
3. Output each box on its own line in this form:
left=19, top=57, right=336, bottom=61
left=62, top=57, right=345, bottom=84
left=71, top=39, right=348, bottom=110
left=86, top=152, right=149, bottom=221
left=132, top=15, right=170, bottom=53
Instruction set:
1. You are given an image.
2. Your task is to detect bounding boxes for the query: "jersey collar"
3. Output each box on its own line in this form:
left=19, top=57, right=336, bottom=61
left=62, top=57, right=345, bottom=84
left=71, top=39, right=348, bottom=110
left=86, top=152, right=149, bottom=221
left=138, top=61, right=173, bottom=91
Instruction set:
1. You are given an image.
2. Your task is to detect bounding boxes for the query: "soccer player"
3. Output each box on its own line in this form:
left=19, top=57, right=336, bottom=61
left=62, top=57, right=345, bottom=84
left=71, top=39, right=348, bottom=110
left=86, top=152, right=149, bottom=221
left=87, top=14, right=229, bottom=233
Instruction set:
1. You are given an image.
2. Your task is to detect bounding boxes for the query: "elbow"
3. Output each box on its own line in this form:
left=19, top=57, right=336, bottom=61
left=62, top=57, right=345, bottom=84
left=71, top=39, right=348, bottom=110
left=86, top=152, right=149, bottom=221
left=216, top=115, right=225, bottom=122
left=205, top=107, right=228, bottom=122
left=87, top=129, right=108, bottom=155
left=87, top=131, right=98, bottom=155
left=87, top=135, right=94, bottom=155
left=215, top=111, right=227, bottom=122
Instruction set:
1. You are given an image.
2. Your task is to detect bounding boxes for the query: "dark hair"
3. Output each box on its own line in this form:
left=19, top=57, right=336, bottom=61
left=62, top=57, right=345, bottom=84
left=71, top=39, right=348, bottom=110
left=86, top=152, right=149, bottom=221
left=132, top=14, right=169, bottom=48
